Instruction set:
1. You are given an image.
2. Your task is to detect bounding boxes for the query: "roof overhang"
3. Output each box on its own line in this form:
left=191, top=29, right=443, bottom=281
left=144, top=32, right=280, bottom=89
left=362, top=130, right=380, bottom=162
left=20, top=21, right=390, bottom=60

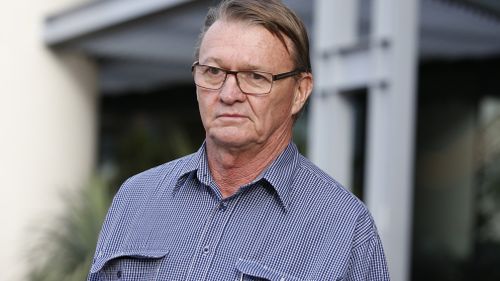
left=44, top=0, right=500, bottom=94
left=45, top=0, right=194, bottom=45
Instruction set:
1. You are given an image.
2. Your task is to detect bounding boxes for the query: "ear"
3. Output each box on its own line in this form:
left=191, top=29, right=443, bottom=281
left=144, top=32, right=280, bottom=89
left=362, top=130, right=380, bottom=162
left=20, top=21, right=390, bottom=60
left=291, top=73, right=313, bottom=115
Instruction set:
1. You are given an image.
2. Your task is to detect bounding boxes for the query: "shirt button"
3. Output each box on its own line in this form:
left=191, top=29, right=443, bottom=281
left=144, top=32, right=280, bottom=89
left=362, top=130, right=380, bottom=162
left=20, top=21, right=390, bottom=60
left=202, top=246, right=210, bottom=255
left=218, top=202, right=227, bottom=212
left=116, top=270, right=122, bottom=278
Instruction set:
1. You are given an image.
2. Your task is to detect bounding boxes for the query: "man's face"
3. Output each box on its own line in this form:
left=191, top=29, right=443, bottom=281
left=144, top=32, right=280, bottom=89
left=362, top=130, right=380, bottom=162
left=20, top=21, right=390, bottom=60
left=196, top=20, right=311, bottom=151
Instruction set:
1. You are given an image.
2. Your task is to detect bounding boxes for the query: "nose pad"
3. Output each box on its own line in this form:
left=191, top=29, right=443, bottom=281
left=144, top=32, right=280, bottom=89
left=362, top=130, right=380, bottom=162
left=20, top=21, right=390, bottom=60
left=219, top=74, right=246, bottom=102
left=222, top=73, right=241, bottom=91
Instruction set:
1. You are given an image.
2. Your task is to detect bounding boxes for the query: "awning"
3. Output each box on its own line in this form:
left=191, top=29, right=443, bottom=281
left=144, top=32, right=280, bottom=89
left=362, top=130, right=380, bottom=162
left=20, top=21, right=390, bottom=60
left=44, top=0, right=500, bottom=93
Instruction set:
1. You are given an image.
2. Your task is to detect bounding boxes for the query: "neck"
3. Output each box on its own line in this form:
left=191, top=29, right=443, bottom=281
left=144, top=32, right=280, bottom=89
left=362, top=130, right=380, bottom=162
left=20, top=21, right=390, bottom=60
left=206, top=131, right=292, bottom=198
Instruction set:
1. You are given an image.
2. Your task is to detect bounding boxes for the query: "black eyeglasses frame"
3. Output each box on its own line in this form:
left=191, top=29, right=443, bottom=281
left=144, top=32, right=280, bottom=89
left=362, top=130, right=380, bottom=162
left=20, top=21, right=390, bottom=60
left=191, top=61, right=306, bottom=95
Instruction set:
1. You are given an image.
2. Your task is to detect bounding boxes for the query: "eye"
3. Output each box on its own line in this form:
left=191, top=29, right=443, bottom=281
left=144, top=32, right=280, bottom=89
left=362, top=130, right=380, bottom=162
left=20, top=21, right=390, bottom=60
left=206, top=66, right=221, bottom=75
left=251, top=72, right=266, bottom=80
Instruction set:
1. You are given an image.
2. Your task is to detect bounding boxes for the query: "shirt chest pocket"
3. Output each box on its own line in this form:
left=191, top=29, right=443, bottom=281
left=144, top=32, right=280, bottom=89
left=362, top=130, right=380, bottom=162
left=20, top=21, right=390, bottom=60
left=236, top=259, right=307, bottom=281
left=89, top=250, right=168, bottom=281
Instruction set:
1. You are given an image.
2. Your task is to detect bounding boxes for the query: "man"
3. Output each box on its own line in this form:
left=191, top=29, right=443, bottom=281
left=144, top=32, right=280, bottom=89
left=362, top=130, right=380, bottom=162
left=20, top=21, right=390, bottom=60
left=88, top=0, right=390, bottom=280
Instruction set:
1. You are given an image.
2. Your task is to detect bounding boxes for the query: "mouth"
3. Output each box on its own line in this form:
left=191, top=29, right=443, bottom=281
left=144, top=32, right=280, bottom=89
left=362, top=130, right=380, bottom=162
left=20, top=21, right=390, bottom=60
left=218, top=113, right=247, bottom=118
left=216, top=113, right=249, bottom=123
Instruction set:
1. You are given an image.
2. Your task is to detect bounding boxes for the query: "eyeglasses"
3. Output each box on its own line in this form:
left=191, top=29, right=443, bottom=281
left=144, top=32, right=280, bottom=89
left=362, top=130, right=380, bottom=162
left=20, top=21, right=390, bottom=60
left=191, top=62, right=305, bottom=96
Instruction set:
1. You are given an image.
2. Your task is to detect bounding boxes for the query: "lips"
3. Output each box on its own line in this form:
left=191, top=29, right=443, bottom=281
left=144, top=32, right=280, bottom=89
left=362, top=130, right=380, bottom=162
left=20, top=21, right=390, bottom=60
left=219, top=113, right=245, bottom=118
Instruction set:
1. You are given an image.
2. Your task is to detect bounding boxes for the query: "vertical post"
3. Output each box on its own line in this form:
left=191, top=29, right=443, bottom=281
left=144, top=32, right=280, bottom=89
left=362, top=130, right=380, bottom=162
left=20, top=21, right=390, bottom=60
left=311, top=0, right=419, bottom=280
left=364, top=0, right=419, bottom=280
left=310, top=0, right=359, bottom=188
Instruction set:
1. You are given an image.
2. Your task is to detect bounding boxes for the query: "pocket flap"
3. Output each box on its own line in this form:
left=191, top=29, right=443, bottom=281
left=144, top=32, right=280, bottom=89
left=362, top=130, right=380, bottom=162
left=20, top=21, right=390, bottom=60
left=236, top=259, right=304, bottom=281
left=90, top=249, right=169, bottom=274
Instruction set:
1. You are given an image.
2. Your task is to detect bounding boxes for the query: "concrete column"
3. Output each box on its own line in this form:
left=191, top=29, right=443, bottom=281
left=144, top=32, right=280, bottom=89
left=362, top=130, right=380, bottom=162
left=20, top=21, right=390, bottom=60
left=311, top=1, right=419, bottom=280
left=364, top=0, right=419, bottom=280
left=310, top=0, right=360, bottom=188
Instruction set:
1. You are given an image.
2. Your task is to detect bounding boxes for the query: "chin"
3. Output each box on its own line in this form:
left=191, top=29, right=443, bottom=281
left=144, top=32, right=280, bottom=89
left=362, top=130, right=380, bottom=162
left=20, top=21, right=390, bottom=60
left=208, top=131, right=254, bottom=149
left=213, top=136, right=249, bottom=148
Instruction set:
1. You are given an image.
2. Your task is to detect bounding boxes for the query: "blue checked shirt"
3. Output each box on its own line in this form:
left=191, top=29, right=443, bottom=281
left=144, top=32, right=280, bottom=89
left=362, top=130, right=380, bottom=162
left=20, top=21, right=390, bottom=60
left=88, top=142, right=390, bottom=281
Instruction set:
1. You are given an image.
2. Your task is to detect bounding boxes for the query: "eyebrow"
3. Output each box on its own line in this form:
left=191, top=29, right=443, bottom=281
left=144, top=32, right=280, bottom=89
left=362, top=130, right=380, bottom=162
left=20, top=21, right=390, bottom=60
left=201, top=57, right=264, bottom=72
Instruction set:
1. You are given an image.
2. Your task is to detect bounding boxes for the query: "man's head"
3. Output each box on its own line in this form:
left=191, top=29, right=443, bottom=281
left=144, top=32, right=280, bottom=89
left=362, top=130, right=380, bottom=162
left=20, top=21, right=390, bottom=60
left=195, top=0, right=311, bottom=74
left=194, top=0, right=313, bottom=151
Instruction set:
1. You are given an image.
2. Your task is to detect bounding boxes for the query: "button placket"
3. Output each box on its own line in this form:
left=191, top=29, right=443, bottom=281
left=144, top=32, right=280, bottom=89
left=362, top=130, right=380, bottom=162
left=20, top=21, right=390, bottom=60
left=218, top=201, right=228, bottom=212
left=192, top=195, right=245, bottom=280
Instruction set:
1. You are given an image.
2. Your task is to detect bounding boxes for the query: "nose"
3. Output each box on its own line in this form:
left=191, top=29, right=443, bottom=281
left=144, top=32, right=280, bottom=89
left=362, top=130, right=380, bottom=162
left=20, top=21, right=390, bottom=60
left=219, top=73, right=247, bottom=104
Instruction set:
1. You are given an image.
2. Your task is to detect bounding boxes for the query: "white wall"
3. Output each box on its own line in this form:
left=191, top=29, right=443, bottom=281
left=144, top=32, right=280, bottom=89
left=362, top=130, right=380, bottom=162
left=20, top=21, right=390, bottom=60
left=0, top=0, right=96, bottom=280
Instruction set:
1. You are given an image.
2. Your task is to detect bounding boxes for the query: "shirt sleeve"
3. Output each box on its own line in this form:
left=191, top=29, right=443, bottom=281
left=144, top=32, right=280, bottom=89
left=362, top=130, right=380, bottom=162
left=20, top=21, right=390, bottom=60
left=344, top=225, right=391, bottom=281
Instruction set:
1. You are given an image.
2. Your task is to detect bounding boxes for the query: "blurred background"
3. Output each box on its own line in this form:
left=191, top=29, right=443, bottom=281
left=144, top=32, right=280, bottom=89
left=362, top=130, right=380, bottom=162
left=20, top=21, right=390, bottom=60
left=1, top=0, right=500, bottom=280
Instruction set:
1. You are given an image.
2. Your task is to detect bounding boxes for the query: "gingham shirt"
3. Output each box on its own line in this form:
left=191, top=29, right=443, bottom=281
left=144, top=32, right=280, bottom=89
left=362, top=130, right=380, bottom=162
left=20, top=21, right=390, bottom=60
left=88, top=142, right=390, bottom=281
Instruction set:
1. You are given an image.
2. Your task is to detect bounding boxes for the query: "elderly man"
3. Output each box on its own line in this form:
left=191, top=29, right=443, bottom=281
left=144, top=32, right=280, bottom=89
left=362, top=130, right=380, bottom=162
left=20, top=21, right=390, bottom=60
left=88, top=0, right=390, bottom=280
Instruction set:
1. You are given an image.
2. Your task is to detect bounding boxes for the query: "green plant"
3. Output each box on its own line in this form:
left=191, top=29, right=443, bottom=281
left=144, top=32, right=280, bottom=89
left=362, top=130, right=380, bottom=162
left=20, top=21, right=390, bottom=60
left=27, top=177, right=112, bottom=281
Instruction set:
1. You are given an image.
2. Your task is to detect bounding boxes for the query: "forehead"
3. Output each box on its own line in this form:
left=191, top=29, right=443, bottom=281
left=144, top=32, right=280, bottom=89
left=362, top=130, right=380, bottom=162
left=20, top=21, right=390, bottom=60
left=198, top=20, right=294, bottom=71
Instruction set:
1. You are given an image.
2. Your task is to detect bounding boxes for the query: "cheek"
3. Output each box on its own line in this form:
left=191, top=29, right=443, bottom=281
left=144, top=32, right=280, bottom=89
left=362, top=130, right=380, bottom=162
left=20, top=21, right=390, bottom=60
left=197, top=91, right=213, bottom=111
left=196, top=93, right=212, bottom=124
left=271, top=91, right=294, bottom=117
left=253, top=95, right=293, bottom=129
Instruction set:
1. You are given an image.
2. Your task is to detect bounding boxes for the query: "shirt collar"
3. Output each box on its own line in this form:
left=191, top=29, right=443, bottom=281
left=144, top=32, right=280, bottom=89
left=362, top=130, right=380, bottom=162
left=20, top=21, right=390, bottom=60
left=175, top=142, right=214, bottom=192
left=176, top=141, right=300, bottom=212
left=177, top=143, right=207, bottom=180
left=260, top=142, right=299, bottom=212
